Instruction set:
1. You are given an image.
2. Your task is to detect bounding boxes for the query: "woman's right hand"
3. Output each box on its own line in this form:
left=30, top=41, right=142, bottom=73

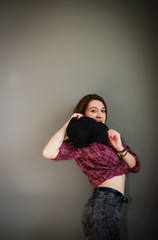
left=69, top=113, right=83, bottom=121
left=43, top=113, right=83, bottom=159
left=42, top=113, right=82, bottom=159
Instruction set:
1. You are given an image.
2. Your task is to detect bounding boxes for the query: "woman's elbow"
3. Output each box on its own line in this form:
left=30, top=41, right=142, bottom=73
left=42, top=149, right=51, bottom=159
left=42, top=148, right=58, bottom=159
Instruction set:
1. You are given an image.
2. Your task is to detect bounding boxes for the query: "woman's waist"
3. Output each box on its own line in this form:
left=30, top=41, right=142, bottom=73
left=96, top=174, right=126, bottom=195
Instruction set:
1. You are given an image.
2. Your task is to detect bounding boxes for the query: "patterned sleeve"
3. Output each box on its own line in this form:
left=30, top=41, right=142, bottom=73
left=52, top=139, right=76, bottom=161
left=122, top=141, right=140, bottom=173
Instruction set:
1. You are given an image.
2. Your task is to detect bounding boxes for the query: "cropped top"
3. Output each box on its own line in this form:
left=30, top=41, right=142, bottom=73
left=52, top=139, right=140, bottom=190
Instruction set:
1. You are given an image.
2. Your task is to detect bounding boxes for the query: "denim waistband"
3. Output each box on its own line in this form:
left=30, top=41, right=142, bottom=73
left=94, top=187, right=128, bottom=203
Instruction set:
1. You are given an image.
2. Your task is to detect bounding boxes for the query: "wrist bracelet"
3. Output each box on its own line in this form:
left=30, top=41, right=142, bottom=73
left=118, top=147, right=126, bottom=153
left=116, top=147, right=127, bottom=157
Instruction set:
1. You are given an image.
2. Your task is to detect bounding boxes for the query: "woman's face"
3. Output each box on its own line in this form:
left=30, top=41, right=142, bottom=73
left=84, top=100, right=106, bottom=123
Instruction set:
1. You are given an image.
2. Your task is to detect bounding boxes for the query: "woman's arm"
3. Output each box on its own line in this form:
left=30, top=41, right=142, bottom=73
left=42, top=113, right=83, bottom=159
left=120, top=152, right=136, bottom=169
left=107, top=129, right=136, bottom=168
left=42, top=121, right=69, bottom=159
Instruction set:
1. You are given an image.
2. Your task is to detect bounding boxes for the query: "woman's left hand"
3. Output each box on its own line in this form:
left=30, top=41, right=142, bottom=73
left=107, top=129, right=124, bottom=151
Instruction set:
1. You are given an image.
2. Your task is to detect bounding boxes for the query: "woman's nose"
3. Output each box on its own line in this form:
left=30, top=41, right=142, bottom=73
left=97, top=111, right=102, bottom=117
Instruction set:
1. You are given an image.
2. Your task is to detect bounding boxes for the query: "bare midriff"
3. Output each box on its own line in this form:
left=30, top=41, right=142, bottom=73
left=97, top=174, right=126, bottom=195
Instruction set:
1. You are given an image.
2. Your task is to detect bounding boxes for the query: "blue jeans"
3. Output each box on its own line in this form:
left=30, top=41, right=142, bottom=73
left=82, top=187, right=128, bottom=240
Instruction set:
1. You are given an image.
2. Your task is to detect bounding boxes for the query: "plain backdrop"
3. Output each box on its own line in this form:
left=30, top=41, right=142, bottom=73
left=1, top=1, right=157, bottom=240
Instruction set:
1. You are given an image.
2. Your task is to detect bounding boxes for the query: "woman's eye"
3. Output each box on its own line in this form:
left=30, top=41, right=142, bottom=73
left=91, top=110, right=96, bottom=113
left=102, top=110, right=106, bottom=113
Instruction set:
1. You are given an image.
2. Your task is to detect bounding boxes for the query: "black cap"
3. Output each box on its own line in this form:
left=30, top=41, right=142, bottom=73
left=66, top=116, right=109, bottom=148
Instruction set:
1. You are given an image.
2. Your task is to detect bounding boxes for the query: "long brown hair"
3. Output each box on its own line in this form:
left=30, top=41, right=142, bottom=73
left=73, top=94, right=107, bottom=117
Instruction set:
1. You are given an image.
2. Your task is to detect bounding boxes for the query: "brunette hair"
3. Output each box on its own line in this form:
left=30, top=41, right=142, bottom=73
left=73, top=94, right=107, bottom=116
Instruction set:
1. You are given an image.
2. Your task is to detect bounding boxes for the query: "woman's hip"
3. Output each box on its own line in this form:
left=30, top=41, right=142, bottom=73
left=81, top=187, right=128, bottom=239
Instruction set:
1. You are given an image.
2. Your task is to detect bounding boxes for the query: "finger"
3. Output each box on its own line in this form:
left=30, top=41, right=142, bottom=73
left=108, top=129, right=116, bottom=137
left=107, top=129, right=113, bottom=136
left=107, top=129, right=115, bottom=135
left=76, top=113, right=83, bottom=119
left=109, top=129, right=120, bottom=137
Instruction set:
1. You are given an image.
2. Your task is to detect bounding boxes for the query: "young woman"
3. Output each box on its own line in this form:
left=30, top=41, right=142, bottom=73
left=42, top=94, right=140, bottom=240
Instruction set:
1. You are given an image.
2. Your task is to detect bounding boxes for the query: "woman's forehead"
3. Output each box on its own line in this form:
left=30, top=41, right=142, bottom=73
left=87, top=100, right=105, bottom=108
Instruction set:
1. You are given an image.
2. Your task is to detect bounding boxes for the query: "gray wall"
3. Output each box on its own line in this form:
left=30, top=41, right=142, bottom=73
left=1, top=1, right=157, bottom=240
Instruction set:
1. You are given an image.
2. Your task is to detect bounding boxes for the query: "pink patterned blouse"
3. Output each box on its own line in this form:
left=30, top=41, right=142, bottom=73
left=52, top=139, right=140, bottom=190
